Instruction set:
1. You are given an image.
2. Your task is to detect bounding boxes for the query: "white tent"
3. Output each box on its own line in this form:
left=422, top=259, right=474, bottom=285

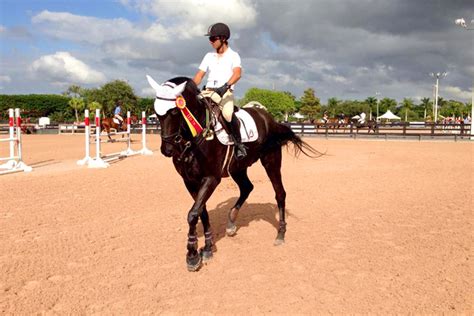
left=292, top=112, right=305, bottom=119
left=377, top=110, right=401, bottom=120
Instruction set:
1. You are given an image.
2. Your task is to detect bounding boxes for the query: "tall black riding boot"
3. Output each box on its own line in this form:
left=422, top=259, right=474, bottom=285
left=227, top=114, right=247, bottom=160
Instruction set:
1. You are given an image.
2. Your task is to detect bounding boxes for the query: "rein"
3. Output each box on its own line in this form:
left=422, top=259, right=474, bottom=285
left=161, top=96, right=214, bottom=163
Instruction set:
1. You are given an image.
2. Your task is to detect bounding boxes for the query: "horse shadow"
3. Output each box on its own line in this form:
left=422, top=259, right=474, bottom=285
left=196, top=198, right=293, bottom=248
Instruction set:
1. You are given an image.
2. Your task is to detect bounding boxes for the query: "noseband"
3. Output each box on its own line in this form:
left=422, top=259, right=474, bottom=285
left=161, top=128, right=192, bottom=162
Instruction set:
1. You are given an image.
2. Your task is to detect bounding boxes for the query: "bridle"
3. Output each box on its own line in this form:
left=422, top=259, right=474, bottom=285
left=160, top=113, right=193, bottom=162
left=157, top=89, right=210, bottom=163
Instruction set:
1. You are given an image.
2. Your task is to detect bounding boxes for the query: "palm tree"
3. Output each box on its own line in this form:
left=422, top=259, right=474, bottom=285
left=420, top=97, right=431, bottom=121
left=365, top=97, right=377, bottom=119
left=400, top=98, right=415, bottom=121
left=68, top=98, right=85, bottom=123
left=327, top=97, right=339, bottom=117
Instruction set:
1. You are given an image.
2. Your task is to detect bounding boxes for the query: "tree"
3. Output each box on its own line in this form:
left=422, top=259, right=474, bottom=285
left=379, top=97, right=397, bottom=114
left=439, top=100, right=469, bottom=118
left=420, top=97, right=431, bottom=120
left=88, top=101, right=102, bottom=111
left=399, top=98, right=415, bottom=121
left=83, top=80, right=138, bottom=115
left=364, top=97, right=377, bottom=119
left=68, top=97, right=85, bottom=123
left=326, top=97, right=340, bottom=117
left=241, top=88, right=295, bottom=121
left=299, top=88, right=321, bottom=121
left=138, top=98, right=155, bottom=116
left=63, top=85, right=84, bottom=98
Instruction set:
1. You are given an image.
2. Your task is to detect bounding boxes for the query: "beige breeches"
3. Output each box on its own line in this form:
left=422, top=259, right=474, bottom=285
left=201, top=89, right=235, bottom=122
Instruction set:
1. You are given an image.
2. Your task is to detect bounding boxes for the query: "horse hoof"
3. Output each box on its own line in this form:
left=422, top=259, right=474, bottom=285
left=226, top=223, right=237, bottom=236
left=274, top=238, right=285, bottom=246
left=186, top=254, right=202, bottom=272
left=200, top=248, right=213, bottom=263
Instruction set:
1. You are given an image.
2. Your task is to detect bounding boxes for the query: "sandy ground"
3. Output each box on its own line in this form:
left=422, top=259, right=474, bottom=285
left=0, top=134, right=472, bottom=314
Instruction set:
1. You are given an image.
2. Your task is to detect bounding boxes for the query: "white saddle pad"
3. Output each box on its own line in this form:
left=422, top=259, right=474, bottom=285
left=113, top=118, right=120, bottom=124
left=215, top=110, right=258, bottom=145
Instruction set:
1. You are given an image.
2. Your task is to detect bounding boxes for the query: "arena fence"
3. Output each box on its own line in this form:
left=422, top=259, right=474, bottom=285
left=286, top=122, right=473, bottom=141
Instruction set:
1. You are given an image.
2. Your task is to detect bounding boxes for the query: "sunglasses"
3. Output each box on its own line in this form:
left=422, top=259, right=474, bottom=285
left=209, top=36, right=220, bottom=43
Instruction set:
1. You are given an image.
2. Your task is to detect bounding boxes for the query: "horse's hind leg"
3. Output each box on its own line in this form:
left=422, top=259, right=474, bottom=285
left=227, top=169, right=254, bottom=236
left=260, top=150, right=287, bottom=245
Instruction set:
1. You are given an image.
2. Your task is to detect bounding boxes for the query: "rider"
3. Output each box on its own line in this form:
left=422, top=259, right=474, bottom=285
left=358, top=112, right=366, bottom=125
left=337, top=112, right=345, bottom=123
left=192, top=22, right=246, bottom=160
left=114, top=100, right=124, bottom=130
left=322, top=111, right=329, bottom=123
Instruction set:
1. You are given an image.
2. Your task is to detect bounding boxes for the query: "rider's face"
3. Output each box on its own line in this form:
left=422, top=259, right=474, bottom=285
left=209, top=36, right=221, bottom=49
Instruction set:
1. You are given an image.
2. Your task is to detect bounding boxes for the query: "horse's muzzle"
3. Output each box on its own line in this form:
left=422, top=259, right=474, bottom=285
left=161, top=143, right=174, bottom=157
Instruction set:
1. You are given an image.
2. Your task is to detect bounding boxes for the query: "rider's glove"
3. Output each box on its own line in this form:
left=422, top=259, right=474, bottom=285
left=214, top=83, right=230, bottom=97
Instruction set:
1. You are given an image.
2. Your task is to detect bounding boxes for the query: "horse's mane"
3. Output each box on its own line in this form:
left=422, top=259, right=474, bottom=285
left=167, top=77, right=200, bottom=98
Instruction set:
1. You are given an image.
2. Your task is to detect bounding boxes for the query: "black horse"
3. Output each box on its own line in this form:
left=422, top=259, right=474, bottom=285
left=147, top=75, right=320, bottom=271
left=350, top=118, right=378, bottom=133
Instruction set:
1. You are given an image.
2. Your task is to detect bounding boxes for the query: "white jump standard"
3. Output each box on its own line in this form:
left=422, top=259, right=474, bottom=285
left=0, top=108, right=32, bottom=175
left=137, top=111, right=153, bottom=155
left=77, top=109, right=153, bottom=168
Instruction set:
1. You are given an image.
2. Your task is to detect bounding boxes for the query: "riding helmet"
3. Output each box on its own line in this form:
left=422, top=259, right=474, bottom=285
left=205, top=23, right=230, bottom=39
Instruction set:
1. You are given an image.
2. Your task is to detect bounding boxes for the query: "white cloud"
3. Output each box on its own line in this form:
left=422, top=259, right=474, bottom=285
left=32, top=0, right=257, bottom=46
left=32, top=10, right=138, bottom=44
left=141, top=86, right=156, bottom=96
left=444, top=86, right=472, bottom=101
left=0, top=75, right=11, bottom=83
left=143, top=0, right=257, bottom=38
left=30, top=52, right=106, bottom=85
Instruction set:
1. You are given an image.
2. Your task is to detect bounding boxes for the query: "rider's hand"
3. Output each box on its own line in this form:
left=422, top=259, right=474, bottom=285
left=214, top=83, right=230, bottom=97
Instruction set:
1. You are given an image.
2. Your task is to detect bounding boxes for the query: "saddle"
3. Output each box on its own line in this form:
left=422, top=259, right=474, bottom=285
left=199, top=93, right=258, bottom=145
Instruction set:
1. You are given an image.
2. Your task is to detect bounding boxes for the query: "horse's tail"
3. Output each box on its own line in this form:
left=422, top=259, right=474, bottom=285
left=266, top=122, right=324, bottom=158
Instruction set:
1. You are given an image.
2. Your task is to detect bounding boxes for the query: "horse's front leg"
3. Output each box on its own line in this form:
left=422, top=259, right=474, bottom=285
left=186, top=176, right=220, bottom=271
left=184, top=181, right=214, bottom=263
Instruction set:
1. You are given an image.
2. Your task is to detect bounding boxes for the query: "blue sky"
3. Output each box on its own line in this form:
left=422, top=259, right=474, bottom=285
left=0, top=0, right=472, bottom=104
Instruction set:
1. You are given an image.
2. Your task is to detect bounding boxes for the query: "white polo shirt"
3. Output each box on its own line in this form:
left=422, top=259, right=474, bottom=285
left=198, top=47, right=241, bottom=89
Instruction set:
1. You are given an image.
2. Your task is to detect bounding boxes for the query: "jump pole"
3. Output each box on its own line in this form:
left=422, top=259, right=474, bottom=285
left=120, top=111, right=136, bottom=156
left=137, top=111, right=153, bottom=155
left=0, top=108, right=32, bottom=174
left=87, top=109, right=109, bottom=168
left=0, top=109, right=17, bottom=169
left=77, top=109, right=92, bottom=165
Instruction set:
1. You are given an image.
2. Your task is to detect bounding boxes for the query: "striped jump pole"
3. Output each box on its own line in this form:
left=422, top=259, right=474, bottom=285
left=0, top=109, right=17, bottom=169
left=87, top=109, right=109, bottom=168
left=120, top=111, right=136, bottom=156
left=77, top=109, right=92, bottom=166
left=138, top=111, right=153, bottom=156
left=0, top=108, right=32, bottom=175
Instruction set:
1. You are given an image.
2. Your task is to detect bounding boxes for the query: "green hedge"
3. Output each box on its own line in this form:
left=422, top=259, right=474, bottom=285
left=0, top=94, right=73, bottom=122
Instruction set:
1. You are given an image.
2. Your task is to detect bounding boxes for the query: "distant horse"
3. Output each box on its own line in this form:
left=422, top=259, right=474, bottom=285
left=350, top=118, right=377, bottom=133
left=327, top=117, right=349, bottom=132
left=146, top=75, right=321, bottom=271
left=100, top=114, right=139, bottom=142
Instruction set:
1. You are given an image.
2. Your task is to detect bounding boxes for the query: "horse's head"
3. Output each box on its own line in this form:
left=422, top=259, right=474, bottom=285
left=146, top=75, right=199, bottom=157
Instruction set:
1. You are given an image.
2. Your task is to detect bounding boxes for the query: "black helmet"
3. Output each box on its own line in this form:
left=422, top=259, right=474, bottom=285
left=205, top=23, right=230, bottom=39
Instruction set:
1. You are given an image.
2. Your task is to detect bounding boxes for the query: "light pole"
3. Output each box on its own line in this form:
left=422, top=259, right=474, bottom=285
left=375, top=92, right=381, bottom=121
left=455, top=18, right=474, bottom=140
left=430, top=72, right=447, bottom=123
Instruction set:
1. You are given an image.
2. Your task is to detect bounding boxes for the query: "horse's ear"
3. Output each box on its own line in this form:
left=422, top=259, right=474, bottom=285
left=172, top=81, right=187, bottom=96
left=146, top=75, right=162, bottom=93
